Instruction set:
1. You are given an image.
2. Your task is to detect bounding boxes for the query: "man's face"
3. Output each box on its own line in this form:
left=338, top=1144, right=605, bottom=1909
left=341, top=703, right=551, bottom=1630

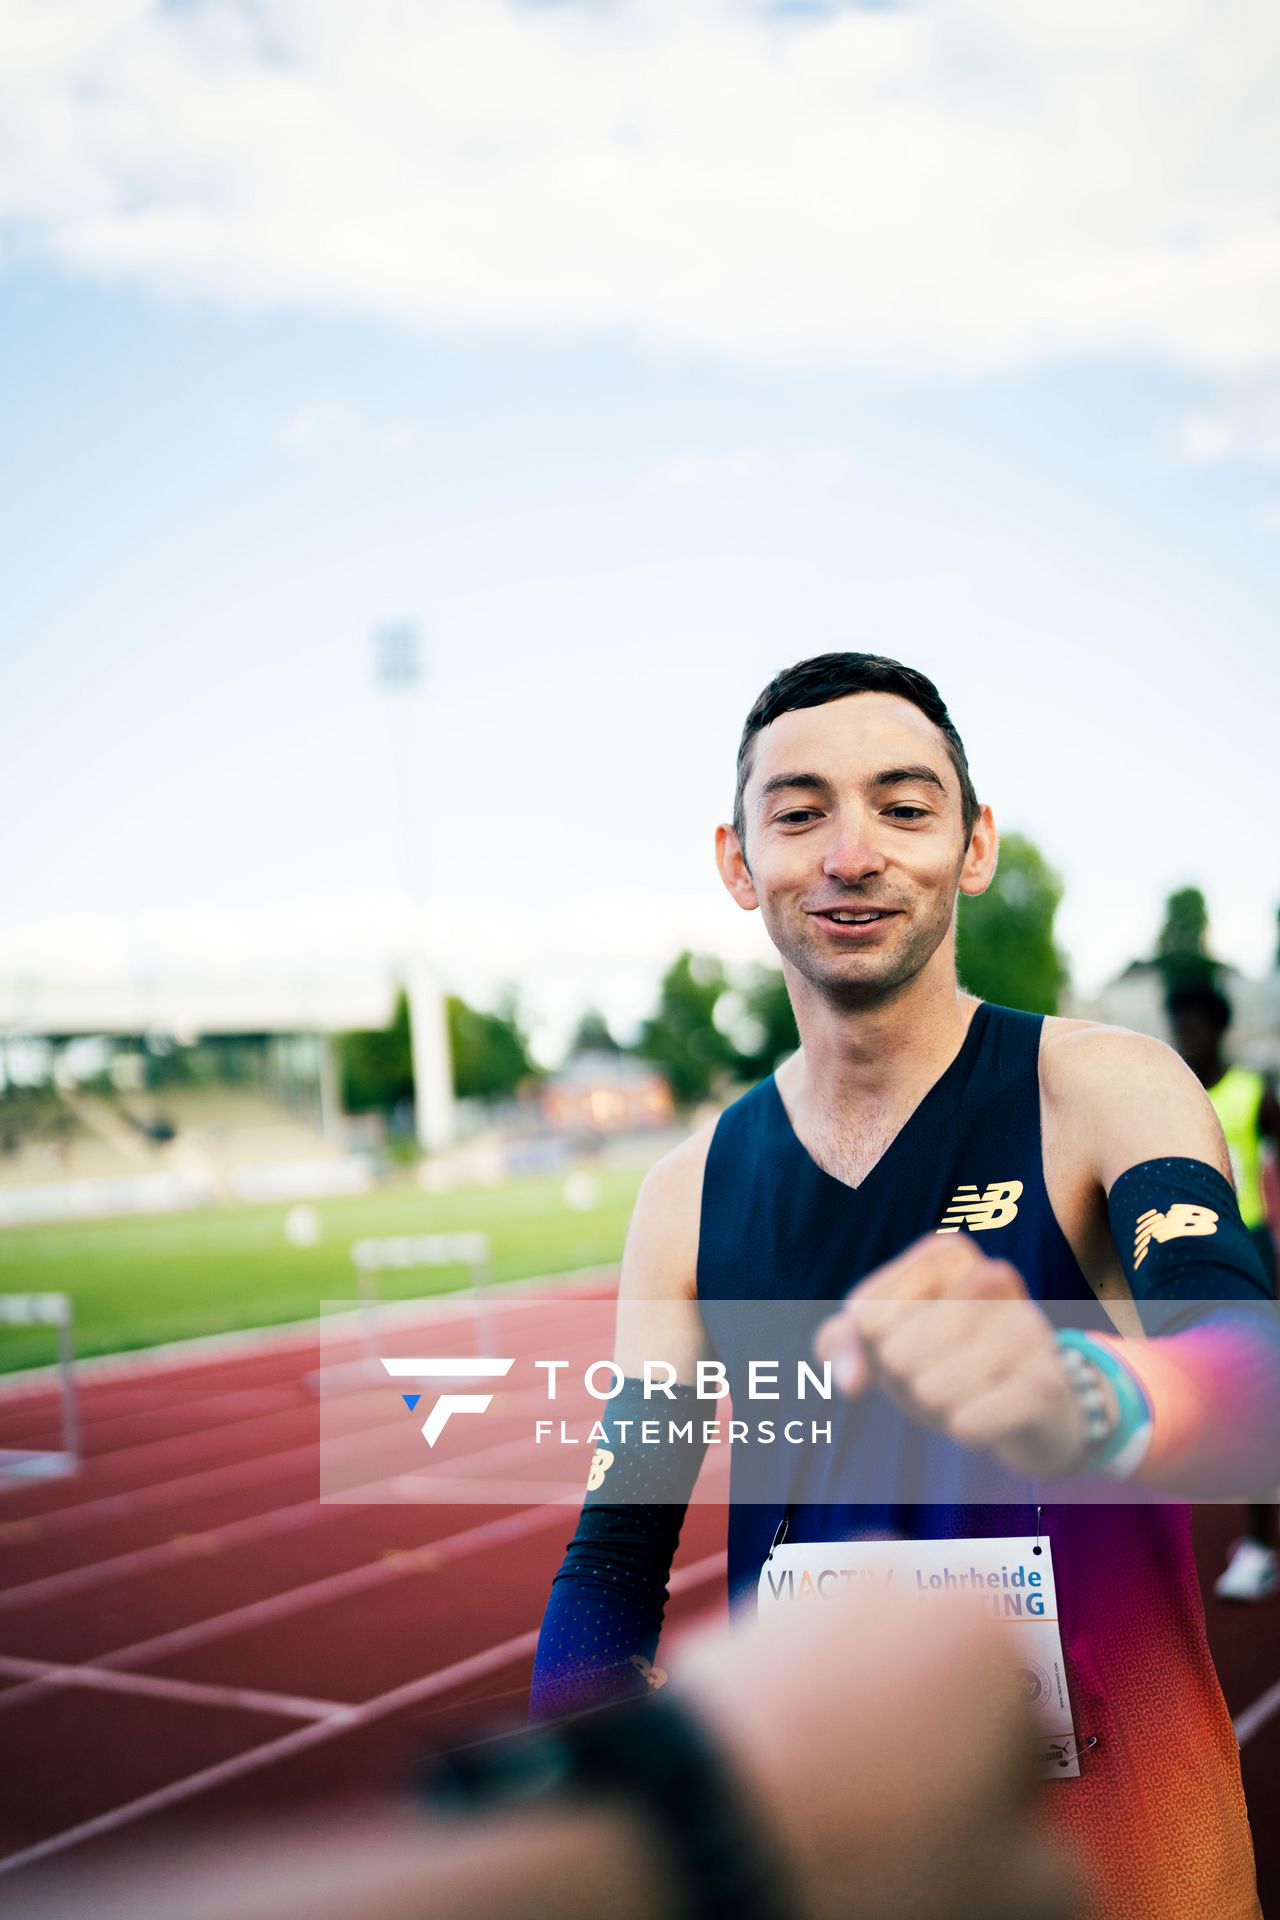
left=719, top=691, right=993, bottom=1006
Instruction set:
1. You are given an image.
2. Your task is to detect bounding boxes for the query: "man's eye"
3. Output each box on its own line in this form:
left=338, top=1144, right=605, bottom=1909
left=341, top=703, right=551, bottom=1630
left=775, top=809, right=820, bottom=825
left=886, top=806, right=929, bottom=820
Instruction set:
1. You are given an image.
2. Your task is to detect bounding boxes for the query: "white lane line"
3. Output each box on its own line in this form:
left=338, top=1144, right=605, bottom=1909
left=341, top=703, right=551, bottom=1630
left=0, top=1358, right=606, bottom=1604
left=0, top=1654, right=346, bottom=1724
left=0, top=1411, right=571, bottom=1614
left=0, top=1265, right=619, bottom=1397
left=0, top=1502, right=575, bottom=1719
left=0, top=1286, right=601, bottom=1453
left=0, top=1441, right=321, bottom=1545
left=1234, top=1675, right=1280, bottom=1746
left=0, top=1299, right=606, bottom=1521
left=0, top=1386, right=307, bottom=1454
left=0, top=1499, right=327, bottom=1612
left=0, top=1548, right=726, bottom=1880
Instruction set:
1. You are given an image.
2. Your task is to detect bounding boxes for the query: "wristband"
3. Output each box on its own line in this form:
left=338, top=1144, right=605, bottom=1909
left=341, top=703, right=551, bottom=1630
left=421, top=1689, right=790, bottom=1920
left=1057, top=1330, right=1154, bottom=1478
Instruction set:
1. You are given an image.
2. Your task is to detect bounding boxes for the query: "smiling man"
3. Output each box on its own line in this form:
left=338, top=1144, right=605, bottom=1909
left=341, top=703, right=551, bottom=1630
left=531, top=653, right=1275, bottom=1919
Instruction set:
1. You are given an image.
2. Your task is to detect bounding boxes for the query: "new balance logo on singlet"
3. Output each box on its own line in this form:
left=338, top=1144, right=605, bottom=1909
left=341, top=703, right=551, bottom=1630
left=937, top=1180, right=1023, bottom=1233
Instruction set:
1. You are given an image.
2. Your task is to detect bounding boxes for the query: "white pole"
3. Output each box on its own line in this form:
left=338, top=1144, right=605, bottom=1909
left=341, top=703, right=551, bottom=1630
left=376, top=625, right=455, bottom=1155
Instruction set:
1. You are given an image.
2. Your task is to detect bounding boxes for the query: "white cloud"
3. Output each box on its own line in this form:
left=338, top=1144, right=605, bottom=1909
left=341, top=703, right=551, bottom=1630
left=1175, top=380, right=1280, bottom=466
left=643, top=441, right=851, bottom=493
left=273, top=396, right=360, bottom=450
left=270, top=395, right=415, bottom=453
left=2, top=0, right=1280, bottom=388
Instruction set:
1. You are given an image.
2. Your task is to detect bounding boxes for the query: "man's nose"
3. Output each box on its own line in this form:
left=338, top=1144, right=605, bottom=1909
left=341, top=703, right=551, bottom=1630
left=821, top=817, right=885, bottom=886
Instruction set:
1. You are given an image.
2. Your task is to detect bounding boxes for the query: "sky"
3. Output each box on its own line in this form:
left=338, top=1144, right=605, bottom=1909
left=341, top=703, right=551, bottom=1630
left=2, top=0, right=1279, bottom=1061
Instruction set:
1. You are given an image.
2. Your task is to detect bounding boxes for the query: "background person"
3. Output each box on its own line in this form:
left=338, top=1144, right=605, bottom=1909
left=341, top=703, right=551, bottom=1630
left=1167, top=979, right=1280, bottom=1602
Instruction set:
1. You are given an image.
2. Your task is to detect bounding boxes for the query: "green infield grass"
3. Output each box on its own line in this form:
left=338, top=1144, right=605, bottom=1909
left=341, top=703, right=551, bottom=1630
left=0, top=1161, right=652, bottom=1372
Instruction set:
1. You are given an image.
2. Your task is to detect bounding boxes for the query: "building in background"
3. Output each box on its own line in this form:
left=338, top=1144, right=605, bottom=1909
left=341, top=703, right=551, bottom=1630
left=537, top=1049, right=674, bottom=1136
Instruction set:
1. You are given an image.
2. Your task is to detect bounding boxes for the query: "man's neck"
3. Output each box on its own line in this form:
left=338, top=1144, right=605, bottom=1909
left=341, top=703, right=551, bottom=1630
left=780, top=949, right=976, bottom=1128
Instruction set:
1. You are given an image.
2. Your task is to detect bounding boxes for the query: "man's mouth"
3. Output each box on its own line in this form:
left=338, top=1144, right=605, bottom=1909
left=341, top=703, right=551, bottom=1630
left=808, top=906, right=901, bottom=932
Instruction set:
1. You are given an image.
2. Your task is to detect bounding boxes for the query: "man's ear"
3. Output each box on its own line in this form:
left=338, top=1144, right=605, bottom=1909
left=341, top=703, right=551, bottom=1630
left=716, top=822, right=759, bottom=912
left=958, top=804, right=998, bottom=899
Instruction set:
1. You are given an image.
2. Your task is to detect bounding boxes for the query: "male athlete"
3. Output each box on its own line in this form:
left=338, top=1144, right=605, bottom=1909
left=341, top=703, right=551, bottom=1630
left=531, top=653, right=1277, bottom=1918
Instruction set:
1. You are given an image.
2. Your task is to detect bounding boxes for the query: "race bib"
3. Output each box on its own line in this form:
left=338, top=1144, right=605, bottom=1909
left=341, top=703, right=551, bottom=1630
left=758, top=1533, right=1082, bottom=1779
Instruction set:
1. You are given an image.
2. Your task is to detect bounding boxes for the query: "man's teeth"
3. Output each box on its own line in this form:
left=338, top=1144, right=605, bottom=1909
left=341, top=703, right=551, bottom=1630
left=826, top=910, right=886, bottom=923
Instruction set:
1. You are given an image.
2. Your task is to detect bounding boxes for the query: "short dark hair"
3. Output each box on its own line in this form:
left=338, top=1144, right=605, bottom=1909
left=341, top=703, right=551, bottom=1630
left=733, top=651, right=980, bottom=849
left=1166, top=980, right=1232, bottom=1034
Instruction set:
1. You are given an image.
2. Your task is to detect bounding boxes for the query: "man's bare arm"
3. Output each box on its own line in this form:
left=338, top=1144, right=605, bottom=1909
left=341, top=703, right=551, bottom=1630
left=613, top=1121, right=716, bottom=1381
left=1041, top=1021, right=1231, bottom=1196
left=528, top=1122, right=716, bottom=1720
left=1044, top=1023, right=1278, bottom=1492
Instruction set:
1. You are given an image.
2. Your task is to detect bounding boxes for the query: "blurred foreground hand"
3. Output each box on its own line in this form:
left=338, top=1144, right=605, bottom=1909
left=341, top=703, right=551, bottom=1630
left=15, top=1584, right=1079, bottom=1920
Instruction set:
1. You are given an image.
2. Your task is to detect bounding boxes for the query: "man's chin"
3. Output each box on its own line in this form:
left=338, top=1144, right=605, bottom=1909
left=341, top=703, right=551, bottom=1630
left=793, top=942, right=918, bottom=1004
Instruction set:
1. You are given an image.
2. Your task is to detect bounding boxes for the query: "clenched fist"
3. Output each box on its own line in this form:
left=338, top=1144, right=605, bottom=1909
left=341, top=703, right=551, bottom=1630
left=812, top=1233, right=1113, bottom=1478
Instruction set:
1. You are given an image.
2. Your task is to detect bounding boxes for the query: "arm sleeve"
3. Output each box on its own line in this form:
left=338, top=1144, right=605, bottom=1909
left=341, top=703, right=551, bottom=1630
left=528, top=1379, right=708, bottom=1723
left=1107, top=1156, right=1274, bottom=1305
left=1101, top=1157, right=1280, bottom=1490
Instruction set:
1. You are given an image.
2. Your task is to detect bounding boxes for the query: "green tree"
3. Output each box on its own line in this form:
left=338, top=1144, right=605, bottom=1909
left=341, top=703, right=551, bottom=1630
left=570, top=1006, right=621, bottom=1055
left=340, top=988, right=538, bottom=1114
left=956, top=832, right=1068, bottom=1014
left=1155, top=887, right=1217, bottom=991
left=446, top=991, right=539, bottom=1102
left=338, top=990, right=414, bottom=1115
left=636, top=951, right=738, bottom=1107
left=723, top=965, right=800, bottom=1081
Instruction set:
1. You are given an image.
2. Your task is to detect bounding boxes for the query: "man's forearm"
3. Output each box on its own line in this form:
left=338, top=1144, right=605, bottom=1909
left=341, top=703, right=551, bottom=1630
left=530, top=1378, right=706, bottom=1721
left=529, top=1502, right=682, bottom=1719
left=1099, top=1313, right=1280, bottom=1495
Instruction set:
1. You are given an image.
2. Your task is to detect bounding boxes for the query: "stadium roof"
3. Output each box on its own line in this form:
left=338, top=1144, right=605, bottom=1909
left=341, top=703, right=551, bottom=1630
left=0, top=972, right=397, bottom=1037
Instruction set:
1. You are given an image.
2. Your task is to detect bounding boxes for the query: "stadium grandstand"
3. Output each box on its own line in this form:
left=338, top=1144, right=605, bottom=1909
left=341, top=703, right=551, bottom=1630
left=0, top=971, right=395, bottom=1228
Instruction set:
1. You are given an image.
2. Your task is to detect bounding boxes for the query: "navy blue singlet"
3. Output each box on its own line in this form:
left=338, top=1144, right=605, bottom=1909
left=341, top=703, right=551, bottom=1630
left=696, top=1000, right=1107, bottom=1600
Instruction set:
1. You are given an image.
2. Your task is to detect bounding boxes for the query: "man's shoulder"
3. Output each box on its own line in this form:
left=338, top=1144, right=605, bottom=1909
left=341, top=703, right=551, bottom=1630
left=638, top=1114, right=720, bottom=1213
left=618, top=1119, right=720, bottom=1309
left=1038, top=1014, right=1189, bottom=1101
left=1037, top=1015, right=1226, bottom=1187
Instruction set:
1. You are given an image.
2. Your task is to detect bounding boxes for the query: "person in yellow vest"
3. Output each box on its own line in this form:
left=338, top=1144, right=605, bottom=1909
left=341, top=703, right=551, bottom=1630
left=1168, top=980, right=1280, bottom=1600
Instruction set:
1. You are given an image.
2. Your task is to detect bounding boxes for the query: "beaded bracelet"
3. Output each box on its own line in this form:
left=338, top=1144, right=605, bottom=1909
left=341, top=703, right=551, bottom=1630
left=1056, top=1330, right=1154, bottom=1478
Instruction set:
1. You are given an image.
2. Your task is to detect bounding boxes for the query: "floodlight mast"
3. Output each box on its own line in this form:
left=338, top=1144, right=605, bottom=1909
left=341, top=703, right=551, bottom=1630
left=375, top=624, right=454, bottom=1155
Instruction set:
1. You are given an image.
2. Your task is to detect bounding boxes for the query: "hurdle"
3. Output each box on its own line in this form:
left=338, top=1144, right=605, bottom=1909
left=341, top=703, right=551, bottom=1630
left=311, top=1230, right=496, bottom=1391
left=0, top=1293, right=81, bottom=1481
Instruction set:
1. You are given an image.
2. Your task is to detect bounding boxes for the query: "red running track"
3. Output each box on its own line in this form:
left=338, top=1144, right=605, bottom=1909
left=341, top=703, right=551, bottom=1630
left=0, top=1276, right=1276, bottom=1909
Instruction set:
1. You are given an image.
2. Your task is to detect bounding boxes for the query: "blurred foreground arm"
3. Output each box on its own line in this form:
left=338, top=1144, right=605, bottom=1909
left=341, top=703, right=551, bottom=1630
left=20, top=1585, right=1080, bottom=1920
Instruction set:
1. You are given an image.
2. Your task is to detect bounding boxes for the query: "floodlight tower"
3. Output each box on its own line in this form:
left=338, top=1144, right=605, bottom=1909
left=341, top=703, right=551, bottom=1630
left=375, top=624, right=455, bottom=1154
